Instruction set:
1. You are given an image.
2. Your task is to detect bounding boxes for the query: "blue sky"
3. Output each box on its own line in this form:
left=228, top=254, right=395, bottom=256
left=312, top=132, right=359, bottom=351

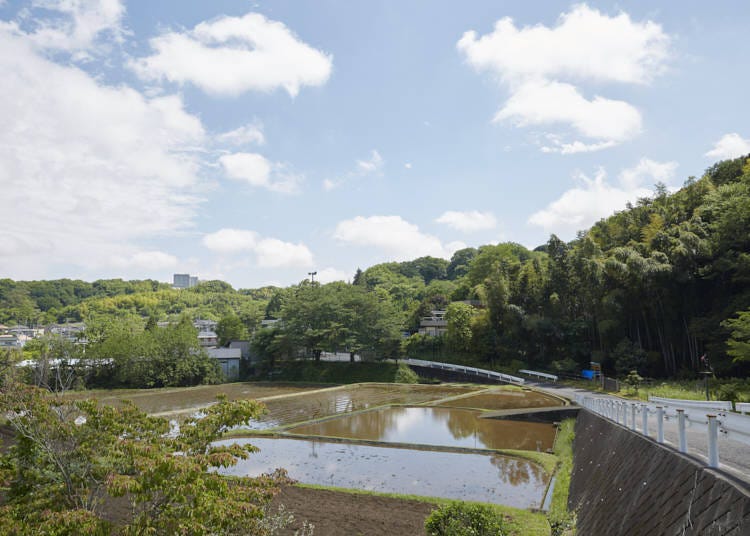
left=1, top=1, right=749, bottom=289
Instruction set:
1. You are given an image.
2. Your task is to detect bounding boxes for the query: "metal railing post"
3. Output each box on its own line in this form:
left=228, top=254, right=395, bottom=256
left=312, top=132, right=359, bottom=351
left=676, top=409, right=687, bottom=453
left=642, top=404, right=649, bottom=436
left=631, top=404, right=637, bottom=431
left=656, top=406, right=664, bottom=443
left=707, top=414, right=719, bottom=468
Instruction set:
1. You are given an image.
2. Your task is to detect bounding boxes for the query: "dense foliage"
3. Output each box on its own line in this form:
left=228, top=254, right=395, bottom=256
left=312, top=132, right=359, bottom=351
left=4, top=155, right=750, bottom=378
left=0, top=378, right=290, bottom=534
left=424, top=502, right=507, bottom=536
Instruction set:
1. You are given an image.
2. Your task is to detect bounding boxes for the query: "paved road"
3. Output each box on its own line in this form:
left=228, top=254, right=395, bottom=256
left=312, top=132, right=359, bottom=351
left=531, top=381, right=750, bottom=486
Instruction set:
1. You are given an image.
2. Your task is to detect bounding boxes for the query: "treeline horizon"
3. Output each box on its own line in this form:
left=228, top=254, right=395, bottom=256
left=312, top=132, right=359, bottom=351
left=3, top=154, right=750, bottom=379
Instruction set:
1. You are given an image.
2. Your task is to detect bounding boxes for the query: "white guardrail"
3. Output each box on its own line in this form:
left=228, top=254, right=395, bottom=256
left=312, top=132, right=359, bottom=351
left=519, top=369, right=559, bottom=382
left=575, top=394, right=750, bottom=469
left=403, top=358, right=525, bottom=385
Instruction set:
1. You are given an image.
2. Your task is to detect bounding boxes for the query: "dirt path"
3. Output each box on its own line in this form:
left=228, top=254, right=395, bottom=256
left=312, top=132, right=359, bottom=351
left=271, top=486, right=437, bottom=536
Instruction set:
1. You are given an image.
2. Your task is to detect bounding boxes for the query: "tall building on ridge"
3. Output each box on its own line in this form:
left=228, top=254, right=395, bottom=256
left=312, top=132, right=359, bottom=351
left=173, top=273, right=198, bottom=289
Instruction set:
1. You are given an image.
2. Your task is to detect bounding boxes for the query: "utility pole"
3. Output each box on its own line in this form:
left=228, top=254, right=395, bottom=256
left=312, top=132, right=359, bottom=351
left=308, top=271, right=317, bottom=283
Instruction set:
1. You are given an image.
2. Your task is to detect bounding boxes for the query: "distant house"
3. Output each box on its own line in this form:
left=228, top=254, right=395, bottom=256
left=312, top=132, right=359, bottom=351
left=198, top=330, right=218, bottom=348
left=418, top=310, right=448, bottom=337
left=260, top=318, right=282, bottom=329
left=207, top=347, right=241, bottom=381
left=46, top=323, right=86, bottom=342
left=194, top=319, right=218, bottom=332
left=0, top=334, right=21, bottom=349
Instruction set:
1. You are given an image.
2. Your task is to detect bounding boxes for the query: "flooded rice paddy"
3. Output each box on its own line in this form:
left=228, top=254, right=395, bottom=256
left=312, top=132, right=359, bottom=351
left=82, top=381, right=559, bottom=506
left=219, top=437, right=549, bottom=509
left=289, top=406, right=557, bottom=451
left=252, top=384, right=479, bottom=429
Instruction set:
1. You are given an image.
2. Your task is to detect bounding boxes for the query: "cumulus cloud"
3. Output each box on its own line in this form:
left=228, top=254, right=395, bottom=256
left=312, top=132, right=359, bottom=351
left=705, top=133, right=750, bottom=160
left=130, top=12, right=332, bottom=97
left=316, top=267, right=351, bottom=284
left=110, top=250, right=179, bottom=270
left=18, top=0, right=126, bottom=54
left=324, top=149, right=383, bottom=191
left=220, top=152, right=302, bottom=194
left=457, top=4, right=670, bottom=152
left=217, top=122, right=265, bottom=146
left=203, top=228, right=313, bottom=268
left=496, top=80, right=642, bottom=147
left=528, top=158, right=677, bottom=237
left=435, top=210, right=497, bottom=232
left=0, top=26, right=205, bottom=278
left=333, top=216, right=464, bottom=261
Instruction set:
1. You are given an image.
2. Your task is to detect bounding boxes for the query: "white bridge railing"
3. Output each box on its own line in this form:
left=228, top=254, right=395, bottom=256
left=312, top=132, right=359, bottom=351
left=576, top=395, right=750, bottom=469
left=402, top=358, right=525, bottom=385
left=519, top=369, right=559, bottom=382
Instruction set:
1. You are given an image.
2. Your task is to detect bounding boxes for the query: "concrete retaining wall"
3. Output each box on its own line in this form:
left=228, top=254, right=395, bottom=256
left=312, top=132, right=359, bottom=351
left=570, top=410, right=750, bottom=535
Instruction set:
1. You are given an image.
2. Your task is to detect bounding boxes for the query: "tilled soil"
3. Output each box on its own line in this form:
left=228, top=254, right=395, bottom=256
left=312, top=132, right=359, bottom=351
left=270, top=485, right=437, bottom=536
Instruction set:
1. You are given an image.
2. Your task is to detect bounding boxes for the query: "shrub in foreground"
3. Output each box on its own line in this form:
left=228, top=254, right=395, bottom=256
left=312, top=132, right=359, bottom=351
left=425, top=502, right=506, bottom=536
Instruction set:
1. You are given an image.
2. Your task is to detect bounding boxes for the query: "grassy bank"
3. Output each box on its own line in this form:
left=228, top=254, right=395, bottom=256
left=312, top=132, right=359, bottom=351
left=564, top=377, right=750, bottom=404
left=270, top=361, right=401, bottom=384
left=548, top=418, right=576, bottom=536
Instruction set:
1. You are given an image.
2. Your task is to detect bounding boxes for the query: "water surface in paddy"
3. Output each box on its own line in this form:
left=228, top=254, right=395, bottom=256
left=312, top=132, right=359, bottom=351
left=219, top=437, right=549, bottom=508
left=251, top=384, right=480, bottom=430
left=288, top=406, right=556, bottom=451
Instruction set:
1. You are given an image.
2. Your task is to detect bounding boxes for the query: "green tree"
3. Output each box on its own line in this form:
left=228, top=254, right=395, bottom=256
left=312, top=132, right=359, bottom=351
left=445, top=302, right=474, bottom=353
left=0, top=380, right=289, bottom=534
left=216, top=314, right=248, bottom=346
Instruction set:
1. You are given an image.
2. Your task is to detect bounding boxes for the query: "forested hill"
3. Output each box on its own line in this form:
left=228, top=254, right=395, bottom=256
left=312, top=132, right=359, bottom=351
left=2, top=155, right=750, bottom=378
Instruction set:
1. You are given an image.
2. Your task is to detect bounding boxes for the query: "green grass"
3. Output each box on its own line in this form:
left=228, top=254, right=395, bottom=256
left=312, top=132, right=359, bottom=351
left=295, top=484, right=550, bottom=536
left=271, top=362, right=401, bottom=384
left=548, top=418, right=576, bottom=536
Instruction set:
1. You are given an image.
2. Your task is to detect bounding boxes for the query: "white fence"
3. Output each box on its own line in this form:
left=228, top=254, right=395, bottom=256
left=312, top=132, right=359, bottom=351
left=648, top=395, right=733, bottom=412
left=519, top=369, right=558, bottom=382
left=576, top=395, right=750, bottom=469
left=403, top=358, right=525, bottom=385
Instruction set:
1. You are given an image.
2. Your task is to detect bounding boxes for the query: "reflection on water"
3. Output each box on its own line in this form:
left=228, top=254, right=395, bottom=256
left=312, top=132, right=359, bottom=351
left=218, top=437, right=548, bottom=509
left=288, top=406, right=556, bottom=451
left=248, top=384, right=478, bottom=429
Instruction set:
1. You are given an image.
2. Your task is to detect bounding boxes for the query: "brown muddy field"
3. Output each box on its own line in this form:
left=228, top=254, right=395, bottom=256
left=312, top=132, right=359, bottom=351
left=66, top=382, right=321, bottom=415
left=270, top=485, right=436, bottom=536
left=435, top=389, right=563, bottom=411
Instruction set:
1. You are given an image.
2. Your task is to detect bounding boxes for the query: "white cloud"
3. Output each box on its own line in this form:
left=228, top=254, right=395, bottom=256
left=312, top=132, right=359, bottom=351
left=130, top=12, right=332, bottom=97
left=220, top=152, right=302, bottom=194
left=457, top=4, right=669, bottom=85
left=324, top=149, right=384, bottom=191
left=110, top=250, right=179, bottom=270
left=357, top=150, right=383, bottom=173
left=254, top=238, right=314, bottom=268
left=457, top=4, right=670, bottom=152
left=333, top=216, right=462, bottom=261
left=202, top=229, right=258, bottom=253
left=203, top=228, right=313, bottom=268
left=618, top=158, right=678, bottom=189
left=528, top=158, right=677, bottom=237
left=20, top=0, right=126, bottom=54
left=435, top=210, right=497, bottom=232
left=316, top=267, right=350, bottom=284
left=217, top=123, right=265, bottom=146
left=404, top=163, right=412, bottom=169
left=496, top=80, right=642, bottom=145
left=0, top=27, right=205, bottom=278
left=705, top=133, right=750, bottom=160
